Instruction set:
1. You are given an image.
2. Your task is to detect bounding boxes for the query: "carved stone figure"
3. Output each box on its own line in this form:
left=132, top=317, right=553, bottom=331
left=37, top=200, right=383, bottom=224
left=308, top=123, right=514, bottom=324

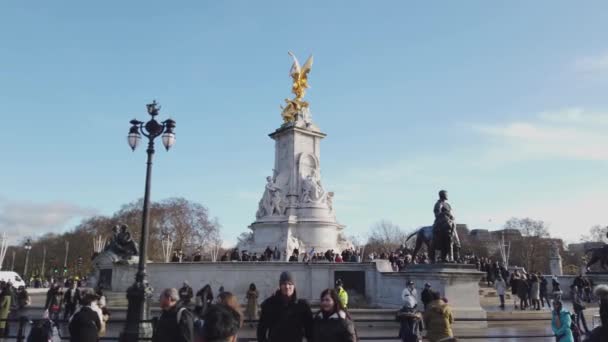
left=104, top=224, right=139, bottom=259
left=550, top=242, right=561, bottom=259
left=326, top=192, right=334, bottom=212
left=300, top=170, right=326, bottom=204
left=256, top=175, right=284, bottom=219
left=270, top=190, right=284, bottom=215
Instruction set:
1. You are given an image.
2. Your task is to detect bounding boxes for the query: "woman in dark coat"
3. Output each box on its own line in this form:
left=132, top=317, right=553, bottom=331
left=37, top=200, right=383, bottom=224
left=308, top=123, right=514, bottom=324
left=312, top=288, right=356, bottom=342
left=194, top=284, right=214, bottom=317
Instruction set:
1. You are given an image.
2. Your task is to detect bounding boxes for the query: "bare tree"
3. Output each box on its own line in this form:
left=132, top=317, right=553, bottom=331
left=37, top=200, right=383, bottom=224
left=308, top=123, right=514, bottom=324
left=236, top=231, right=254, bottom=249
left=580, top=225, right=608, bottom=243
left=505, top=217, right=551, bottom=272
left=365, top=220, right=407, bottom=256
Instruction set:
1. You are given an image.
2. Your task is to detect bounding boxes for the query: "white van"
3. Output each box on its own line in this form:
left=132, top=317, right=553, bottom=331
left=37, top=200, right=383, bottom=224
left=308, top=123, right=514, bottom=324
left=0, top=271, right=26, bottom=288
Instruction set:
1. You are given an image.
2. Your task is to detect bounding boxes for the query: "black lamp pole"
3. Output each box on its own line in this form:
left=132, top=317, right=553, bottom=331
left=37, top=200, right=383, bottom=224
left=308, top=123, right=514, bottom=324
left=120, top=101, right=175, bottom=342
left=23, top=239, right=32, bottom=281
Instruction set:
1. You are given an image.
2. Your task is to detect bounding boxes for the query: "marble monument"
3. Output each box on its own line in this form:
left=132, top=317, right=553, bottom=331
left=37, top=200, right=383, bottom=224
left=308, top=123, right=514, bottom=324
left=247, top=52, right=347, bottom=255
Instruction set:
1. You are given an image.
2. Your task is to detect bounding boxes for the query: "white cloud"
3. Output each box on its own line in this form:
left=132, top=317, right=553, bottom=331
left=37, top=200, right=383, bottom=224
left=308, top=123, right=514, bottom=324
left=472, top=107, right=608, bottom=161
left=0, top=199, right=98, bottom=243
left=574, top=52, right=608, bottom=73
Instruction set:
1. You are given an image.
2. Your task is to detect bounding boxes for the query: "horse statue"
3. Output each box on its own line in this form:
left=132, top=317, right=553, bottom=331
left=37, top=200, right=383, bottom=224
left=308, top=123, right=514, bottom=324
left=405, top=225, right=461, bottom=263
left=585, top=245, right=608, bottom=272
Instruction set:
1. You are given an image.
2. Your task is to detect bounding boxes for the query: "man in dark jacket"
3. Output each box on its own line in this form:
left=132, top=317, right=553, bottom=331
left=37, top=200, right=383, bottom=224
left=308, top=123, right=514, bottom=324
left=420, top=283, right=433, bottom=311
left=63, top=281, right=80, bottom=320
left=152, top=288, right=194, bottom=342
left=179, top=281, right=194, bottom=307
left=68, top=290, right=101, bottom=342
left=257, top=271, right=313, bottom=342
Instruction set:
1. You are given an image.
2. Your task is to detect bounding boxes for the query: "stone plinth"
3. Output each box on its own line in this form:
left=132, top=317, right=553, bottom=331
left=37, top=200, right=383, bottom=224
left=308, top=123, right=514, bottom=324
left=586, top=272, right=608, bottom=287
left=550, top=257, right=563, bottom=276
left=389, top=264, right=487, bottom=327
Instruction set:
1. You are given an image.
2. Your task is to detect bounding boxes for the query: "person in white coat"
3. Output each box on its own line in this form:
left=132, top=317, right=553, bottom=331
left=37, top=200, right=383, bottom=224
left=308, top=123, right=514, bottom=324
left=495, top=276, right=507, bottom=309
left=402, top=281, right=418, bottom=303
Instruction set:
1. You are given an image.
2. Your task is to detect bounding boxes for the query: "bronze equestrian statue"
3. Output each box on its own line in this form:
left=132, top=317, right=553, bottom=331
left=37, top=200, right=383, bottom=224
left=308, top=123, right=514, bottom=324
left=585, top=232, right=608, bottom=272
left=405, top=190, right=460, bottom=263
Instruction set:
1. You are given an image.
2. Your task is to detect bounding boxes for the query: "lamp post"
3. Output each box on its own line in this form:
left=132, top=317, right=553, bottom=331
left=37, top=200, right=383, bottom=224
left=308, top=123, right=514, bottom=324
left=23, top=239, right=32, bottom=280
left=120, top=101, right=175, bottom=342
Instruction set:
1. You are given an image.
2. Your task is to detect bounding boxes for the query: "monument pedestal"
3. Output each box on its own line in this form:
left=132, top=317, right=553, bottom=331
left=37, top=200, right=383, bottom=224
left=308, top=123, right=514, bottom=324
left=248, top=117, right=346, bottom=254
left=586, top=272, right=608, bottom=286
left=404, top=264, right=487, bottom=328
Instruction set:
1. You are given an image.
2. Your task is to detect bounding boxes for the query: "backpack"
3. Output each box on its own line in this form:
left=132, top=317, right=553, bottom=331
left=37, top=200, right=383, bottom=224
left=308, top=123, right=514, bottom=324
left=27, top=319, right=53, bottom=342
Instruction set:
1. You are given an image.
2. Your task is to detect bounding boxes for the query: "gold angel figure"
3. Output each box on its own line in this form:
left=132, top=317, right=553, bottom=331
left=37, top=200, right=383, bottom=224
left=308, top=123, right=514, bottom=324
left=281, top=52, right=313, bottom=123
left=288, top=51, right=313, bottom=101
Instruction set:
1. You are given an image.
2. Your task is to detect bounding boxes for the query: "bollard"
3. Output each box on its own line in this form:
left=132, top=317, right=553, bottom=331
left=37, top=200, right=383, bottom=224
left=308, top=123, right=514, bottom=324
left=16, top=316, right=28, bottom=342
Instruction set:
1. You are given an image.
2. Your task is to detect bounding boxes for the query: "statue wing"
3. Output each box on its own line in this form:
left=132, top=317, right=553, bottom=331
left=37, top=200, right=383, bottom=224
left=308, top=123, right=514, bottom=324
left=288, top=51, right=301, bottom=77
left=301, top=55, right=313, bottom=77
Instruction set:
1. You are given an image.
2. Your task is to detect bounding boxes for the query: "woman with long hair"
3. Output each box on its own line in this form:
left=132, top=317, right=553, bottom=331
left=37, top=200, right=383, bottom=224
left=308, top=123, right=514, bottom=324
left=246, top=283, right=259, bottom=322
left=312, top=288, right=356, bottom=342
left=217, top=291, right=243, bottom=326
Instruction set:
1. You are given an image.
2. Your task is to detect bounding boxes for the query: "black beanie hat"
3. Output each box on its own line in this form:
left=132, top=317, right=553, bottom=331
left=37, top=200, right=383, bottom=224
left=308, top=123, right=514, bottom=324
left=279, top=271, right=295, bottom=285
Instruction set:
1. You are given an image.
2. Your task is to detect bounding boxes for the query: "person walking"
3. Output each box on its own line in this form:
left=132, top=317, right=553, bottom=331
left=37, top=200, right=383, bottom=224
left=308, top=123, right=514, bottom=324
left=194, top=284, right=214, bottom=317
left=571, top=285, right=590, bottom=335
left=335, top=279, right=349, bottom=311
left=179, top=281, right=194, bottom=307
left=423, top=290, right=454, bottom=342
left=152, top=288, right=194, bottom=342
left=509, top=271, right=520, bottom=309
left=257, top=271, right=313, bottom=342
left=397, top=286, right=421, bottom=342
left=495, top=276, right=507, bottom=310
left=517, top=275, right=530, bottom=310
left=552, top=276, right=563, bottom=300
left=551, top=299, right=574, bottom=342
left=63, top=281, right=80, bottom=320
left=312, top=288, right=356, bottom=342
left=539, top=275, right=551, bottom=309
left=0, top=283, right=12, bottom=337
left=246, top=283, right=259, bottom=322
left=530, top=275, right=540, bottom=310
left=68, top=290, right=102, bottom=342
left=402, top=281, right=418, bottom=304
left=420, top=283, right=433, bottom=311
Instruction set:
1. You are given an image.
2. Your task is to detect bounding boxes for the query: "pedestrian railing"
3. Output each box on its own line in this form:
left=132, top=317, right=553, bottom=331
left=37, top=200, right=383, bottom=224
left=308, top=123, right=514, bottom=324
left=0, top=316, right=560, bottom=341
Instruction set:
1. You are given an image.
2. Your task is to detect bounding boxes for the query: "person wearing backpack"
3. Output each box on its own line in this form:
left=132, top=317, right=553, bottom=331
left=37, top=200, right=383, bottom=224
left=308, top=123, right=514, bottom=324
left=551, top=299, right=574, bottom=342
left=152, top=288, right=194, bottom=342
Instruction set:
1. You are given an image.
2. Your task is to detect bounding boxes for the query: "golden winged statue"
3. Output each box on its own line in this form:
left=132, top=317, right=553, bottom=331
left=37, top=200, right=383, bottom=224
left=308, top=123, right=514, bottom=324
left=281, top=52, right=313, bottom=123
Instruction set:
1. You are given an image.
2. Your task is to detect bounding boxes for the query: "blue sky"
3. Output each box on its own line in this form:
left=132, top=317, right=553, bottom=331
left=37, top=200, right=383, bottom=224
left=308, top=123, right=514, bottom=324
left=1, top=1, right=607, bottom=246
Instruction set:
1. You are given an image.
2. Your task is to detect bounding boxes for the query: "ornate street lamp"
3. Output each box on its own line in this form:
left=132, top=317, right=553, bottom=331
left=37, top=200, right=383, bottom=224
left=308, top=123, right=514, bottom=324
left=120, top=101, right=175, bottom=342
left=23, top=239, right=32, bottom=280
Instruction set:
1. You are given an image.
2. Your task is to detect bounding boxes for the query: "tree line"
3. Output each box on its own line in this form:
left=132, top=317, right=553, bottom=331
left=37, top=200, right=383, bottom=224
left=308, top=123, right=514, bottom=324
left=3, top=197, right=221, bottom=279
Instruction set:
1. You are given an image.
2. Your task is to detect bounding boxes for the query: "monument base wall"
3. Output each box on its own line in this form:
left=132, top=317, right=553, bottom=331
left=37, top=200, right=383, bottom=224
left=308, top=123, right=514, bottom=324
left=103, top=260, right=485, bottom=323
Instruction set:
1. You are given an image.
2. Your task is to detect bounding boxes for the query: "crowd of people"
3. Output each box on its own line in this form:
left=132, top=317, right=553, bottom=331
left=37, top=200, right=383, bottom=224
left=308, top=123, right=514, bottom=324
left=0, top=269, right=604, bottom=342
left=152, top=272, right=355, bottom=342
